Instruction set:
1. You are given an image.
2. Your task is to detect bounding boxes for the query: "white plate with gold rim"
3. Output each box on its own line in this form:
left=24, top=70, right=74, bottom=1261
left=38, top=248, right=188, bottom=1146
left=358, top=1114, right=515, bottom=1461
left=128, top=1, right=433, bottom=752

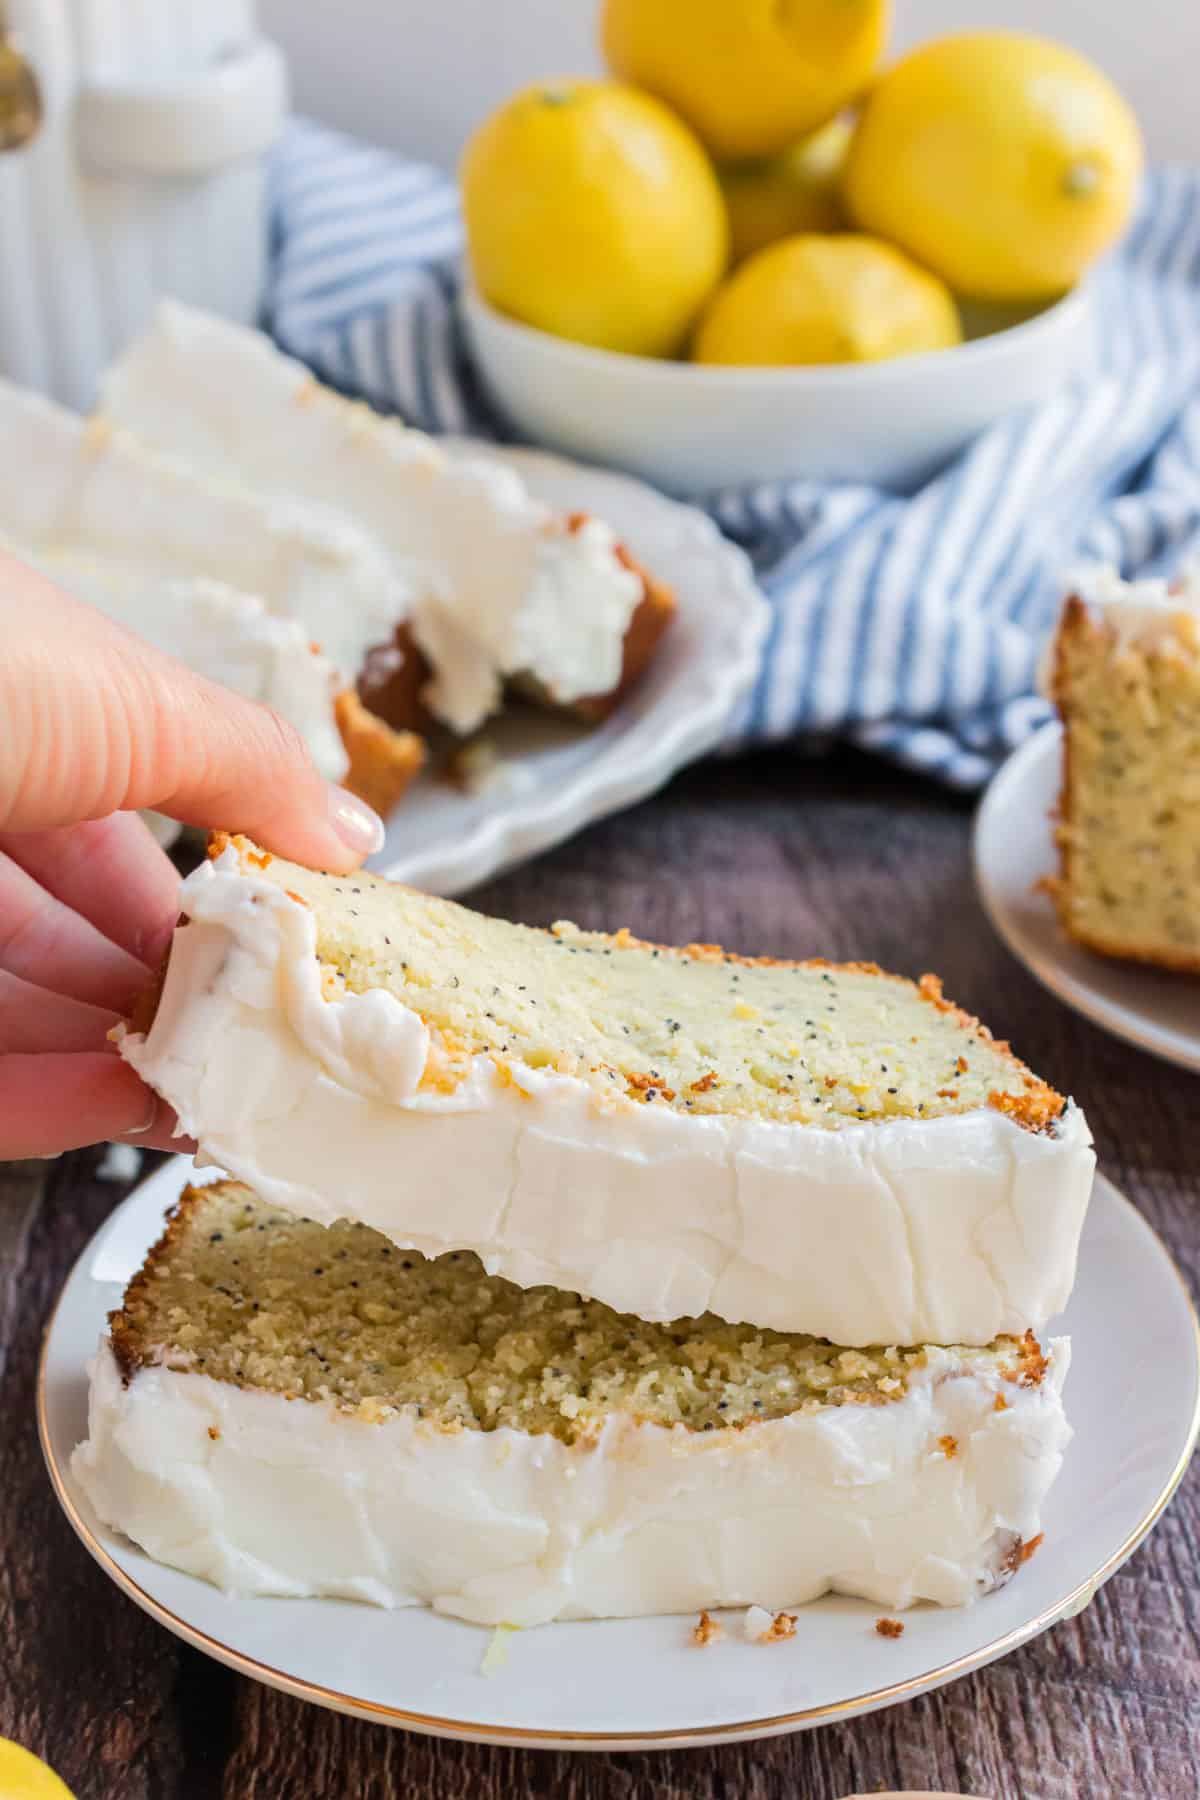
left=40, top=1156, right=1198, bottom=1751
left=974, top=723, right=1200, bottom=1074
left=368, top=445, right=770, bottom=897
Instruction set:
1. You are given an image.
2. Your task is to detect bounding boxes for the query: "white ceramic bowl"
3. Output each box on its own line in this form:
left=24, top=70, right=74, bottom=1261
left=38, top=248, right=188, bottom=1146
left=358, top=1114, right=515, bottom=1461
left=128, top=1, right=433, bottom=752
left=462, top=282, right=1094, bottom=495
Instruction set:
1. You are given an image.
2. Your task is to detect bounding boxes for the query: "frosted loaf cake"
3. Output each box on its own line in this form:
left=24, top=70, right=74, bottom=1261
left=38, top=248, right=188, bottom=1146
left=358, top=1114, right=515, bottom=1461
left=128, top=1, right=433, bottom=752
left=0, top=381, right=423, bottom=816
left=119, top=836, right=1095, bottom=1349
left=73, top=1182, right=1071, bottom=1627
left=101, top=303, right=676, bottom=736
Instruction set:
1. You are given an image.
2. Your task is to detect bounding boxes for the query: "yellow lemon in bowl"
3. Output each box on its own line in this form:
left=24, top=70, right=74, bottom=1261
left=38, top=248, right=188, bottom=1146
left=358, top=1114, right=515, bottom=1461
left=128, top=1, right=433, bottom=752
left=461, top=80, right=728, bottom=359
left=693, top=233, right=962, bottom=366
left=843, top=32, right=1144, bottom=301
left=601, top=0, right=890, bottom=162
left=720, top=116, right=852, bottom=266
left=0, top=1740, right=75, bottom=1800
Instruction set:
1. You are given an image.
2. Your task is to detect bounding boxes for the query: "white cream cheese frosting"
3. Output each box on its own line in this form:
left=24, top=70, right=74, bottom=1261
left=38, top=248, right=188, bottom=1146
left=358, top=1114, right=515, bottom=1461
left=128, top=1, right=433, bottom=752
left=101, top=302, right=644, bottom=734
left=73, top=1335, right=1070, bottom=1626
left=9, top=554, right=349, bottom=787
left=1060, top=562, right=1200, bottom=658
left=0, top=376, right=411, bottom=689
left=118, top=852, right=1095, bottom=1347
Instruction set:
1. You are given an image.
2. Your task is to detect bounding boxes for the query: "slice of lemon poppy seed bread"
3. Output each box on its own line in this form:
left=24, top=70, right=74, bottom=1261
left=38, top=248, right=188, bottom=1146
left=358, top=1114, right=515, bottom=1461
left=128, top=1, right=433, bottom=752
left=73, top=1180, right=1071, bottom=1625
left=1044, top=570, right=1200, bottom=971
left=120, top=835, right=1094, bottom=1348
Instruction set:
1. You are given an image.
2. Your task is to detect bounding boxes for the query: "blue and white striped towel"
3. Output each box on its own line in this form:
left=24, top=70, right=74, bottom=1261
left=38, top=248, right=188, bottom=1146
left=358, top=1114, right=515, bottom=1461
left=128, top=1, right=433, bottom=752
left=268, top=119, right=1200, bottom=789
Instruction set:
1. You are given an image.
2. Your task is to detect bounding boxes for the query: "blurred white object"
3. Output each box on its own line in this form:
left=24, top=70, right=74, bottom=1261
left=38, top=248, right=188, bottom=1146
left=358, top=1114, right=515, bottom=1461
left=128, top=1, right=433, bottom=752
left=96, top=1142, right=141, bottom=1182
left=464, top=283, right=1095, bottom=495
left=0, top=1, right=286, bottom=409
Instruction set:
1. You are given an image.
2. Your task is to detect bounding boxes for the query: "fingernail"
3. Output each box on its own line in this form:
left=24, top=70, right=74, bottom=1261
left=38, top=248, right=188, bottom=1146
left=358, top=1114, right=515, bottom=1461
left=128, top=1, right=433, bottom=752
left=123, top=1090, right=160, bottom=1137
left=326, top=783, right=385, bottom=858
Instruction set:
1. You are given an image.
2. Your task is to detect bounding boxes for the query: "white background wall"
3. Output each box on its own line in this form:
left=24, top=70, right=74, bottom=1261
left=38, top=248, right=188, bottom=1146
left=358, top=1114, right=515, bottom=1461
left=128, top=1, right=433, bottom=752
left=260, top=0, right=1200, bottom=171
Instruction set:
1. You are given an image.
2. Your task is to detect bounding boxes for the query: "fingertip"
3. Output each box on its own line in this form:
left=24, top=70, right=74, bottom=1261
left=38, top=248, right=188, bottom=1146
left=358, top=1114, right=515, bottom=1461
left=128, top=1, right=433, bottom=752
left=117, top=1095, right=196, bottom=1154
left=325, top=784, right=386, bottom=864
left=0, top=1052, right=174, bottom=1158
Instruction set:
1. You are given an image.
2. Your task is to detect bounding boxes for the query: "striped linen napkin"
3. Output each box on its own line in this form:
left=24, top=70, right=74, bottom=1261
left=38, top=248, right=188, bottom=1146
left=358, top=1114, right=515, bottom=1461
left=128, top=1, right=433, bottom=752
left=268, top=119, right=1200, bottom=788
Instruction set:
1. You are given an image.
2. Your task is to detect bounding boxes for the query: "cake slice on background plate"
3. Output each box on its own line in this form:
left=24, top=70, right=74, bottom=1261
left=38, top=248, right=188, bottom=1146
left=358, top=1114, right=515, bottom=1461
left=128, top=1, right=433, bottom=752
left=73, top=1181, right=1070, bottom=1627
left=1043, top=564, right=1200, bottom=972
left=0, top=381, right=423, bottom=820
left=119, top=835, right=1094, bottom=1350
left=101, top=302, right=676, bottom=737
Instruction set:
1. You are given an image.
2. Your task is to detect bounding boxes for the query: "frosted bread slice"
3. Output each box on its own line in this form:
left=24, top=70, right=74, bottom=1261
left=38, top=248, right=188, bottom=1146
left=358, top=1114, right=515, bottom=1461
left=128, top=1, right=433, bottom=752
left=121, top=836, right=1094, bottom=1347
left=101, top=302, right=675, bottom=735
left=0, top=381, right=423, bottom=817
left=73, top=1181, right=1070, bottom=1627
left=1043, top=566, right=1200, bottom=972
left=0, top=377, right=410, bottom=686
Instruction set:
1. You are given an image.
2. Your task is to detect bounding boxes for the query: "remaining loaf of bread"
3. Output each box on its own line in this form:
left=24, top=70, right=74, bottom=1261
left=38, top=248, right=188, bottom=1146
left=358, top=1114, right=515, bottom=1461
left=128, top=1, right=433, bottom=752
left=73, top=1180, right=1070, bottom=1626
left=0, top=379, right=423, bottom=821
left=1044, top=567, right=1200, bottom=971
left=119, top=835, right=1094, bottom=1347
left=102, top=302, right=675, bottom=739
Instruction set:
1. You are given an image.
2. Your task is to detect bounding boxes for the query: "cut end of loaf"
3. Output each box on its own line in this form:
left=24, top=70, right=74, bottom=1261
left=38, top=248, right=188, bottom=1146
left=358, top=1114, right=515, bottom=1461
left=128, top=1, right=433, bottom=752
left=1046, top=592, right=1200, bottom=973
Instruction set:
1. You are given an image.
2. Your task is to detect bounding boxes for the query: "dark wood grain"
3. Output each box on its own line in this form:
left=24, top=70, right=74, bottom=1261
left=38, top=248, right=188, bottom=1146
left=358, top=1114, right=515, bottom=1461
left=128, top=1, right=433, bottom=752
left=2, top=750, right=1197, bottom=1800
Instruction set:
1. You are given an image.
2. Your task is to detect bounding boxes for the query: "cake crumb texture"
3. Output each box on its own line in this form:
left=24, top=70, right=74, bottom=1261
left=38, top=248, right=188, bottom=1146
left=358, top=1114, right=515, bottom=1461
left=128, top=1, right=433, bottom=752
left=1046, top=594, right=1200, bottom=971
left=110, top=1182, right=1043, bottom=1447
left=207, top=835, right=1067, bottom=1134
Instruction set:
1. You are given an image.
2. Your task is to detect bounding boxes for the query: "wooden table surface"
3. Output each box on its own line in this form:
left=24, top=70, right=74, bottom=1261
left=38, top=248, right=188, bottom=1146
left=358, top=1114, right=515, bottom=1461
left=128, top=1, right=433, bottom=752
left=2, top=750, right=1198, bottom=1800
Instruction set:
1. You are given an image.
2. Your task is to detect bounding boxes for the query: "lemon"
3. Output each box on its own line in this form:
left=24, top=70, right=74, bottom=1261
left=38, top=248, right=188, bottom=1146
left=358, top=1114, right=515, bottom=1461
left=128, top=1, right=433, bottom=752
left=0, top=1740, right=75, bottom=1800
left=461, top=80, right=728, bottom=359
left=843, top=32, right=1144, bottom=301
left=601, top=0, right=890, bottom=162
left=693, top=233, right=962, bottom=366
left=720, top=117, right=851, bottom=266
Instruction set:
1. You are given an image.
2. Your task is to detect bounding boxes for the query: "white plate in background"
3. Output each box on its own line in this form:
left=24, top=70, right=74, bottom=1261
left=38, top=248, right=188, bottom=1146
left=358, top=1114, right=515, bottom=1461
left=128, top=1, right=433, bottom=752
left=368, top=444, right=770, bottom=896
left=40, top=1156, right=1198, bottom=1750
left=974, top=722, right=1200, bottom=1073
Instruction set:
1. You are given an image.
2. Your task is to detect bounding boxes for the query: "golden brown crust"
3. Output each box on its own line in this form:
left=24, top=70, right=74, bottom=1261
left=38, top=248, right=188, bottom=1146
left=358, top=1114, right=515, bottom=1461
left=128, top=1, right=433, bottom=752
left=127, top=955, right=171, bottom=1037
left=994, top=1329, right=1049, bottom=1392
left=1042, top=916, right=1200, bottom=975
left=568, top=523, right=678, bottom=723
left=357, top=521, right=676, bottom=737
left=1044, top=595, right=1094, bottom=950
left=108, top=1182, right=218, bottom=1383
left=759, top=1610, right=798, bottom=1643
left=334, top=689, right=426, bottom=819
left=356, top=622, right=436, bottom=738
left=1001, top=1531, right=1046, bottom=1578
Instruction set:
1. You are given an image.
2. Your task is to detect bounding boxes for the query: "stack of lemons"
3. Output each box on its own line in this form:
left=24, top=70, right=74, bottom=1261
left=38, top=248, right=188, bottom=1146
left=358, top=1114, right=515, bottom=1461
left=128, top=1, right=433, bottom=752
left=461, top=1, right=1143, bottom=368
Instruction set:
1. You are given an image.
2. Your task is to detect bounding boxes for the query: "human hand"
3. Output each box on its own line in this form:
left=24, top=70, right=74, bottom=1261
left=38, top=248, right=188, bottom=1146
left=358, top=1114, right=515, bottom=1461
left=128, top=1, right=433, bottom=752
left=0, top=552, right=384, bottom=1159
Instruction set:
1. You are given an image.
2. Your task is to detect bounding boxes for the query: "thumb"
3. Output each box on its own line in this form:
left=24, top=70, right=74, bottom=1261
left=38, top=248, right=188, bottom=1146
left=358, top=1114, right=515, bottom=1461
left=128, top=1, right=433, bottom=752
left=1, top=556, right=384, bottom=871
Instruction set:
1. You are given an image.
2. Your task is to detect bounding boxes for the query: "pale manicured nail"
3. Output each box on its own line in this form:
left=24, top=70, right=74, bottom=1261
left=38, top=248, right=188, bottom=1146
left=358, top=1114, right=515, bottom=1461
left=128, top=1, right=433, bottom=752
left=122, top=1090, right=160, bottom=1138
left=326, top=783, right=385, bottom=857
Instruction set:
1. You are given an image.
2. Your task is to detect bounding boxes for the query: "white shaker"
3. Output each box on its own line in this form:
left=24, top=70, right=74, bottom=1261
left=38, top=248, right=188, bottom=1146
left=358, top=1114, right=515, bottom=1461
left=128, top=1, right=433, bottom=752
left=0, top=0, right=287, bottom=410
